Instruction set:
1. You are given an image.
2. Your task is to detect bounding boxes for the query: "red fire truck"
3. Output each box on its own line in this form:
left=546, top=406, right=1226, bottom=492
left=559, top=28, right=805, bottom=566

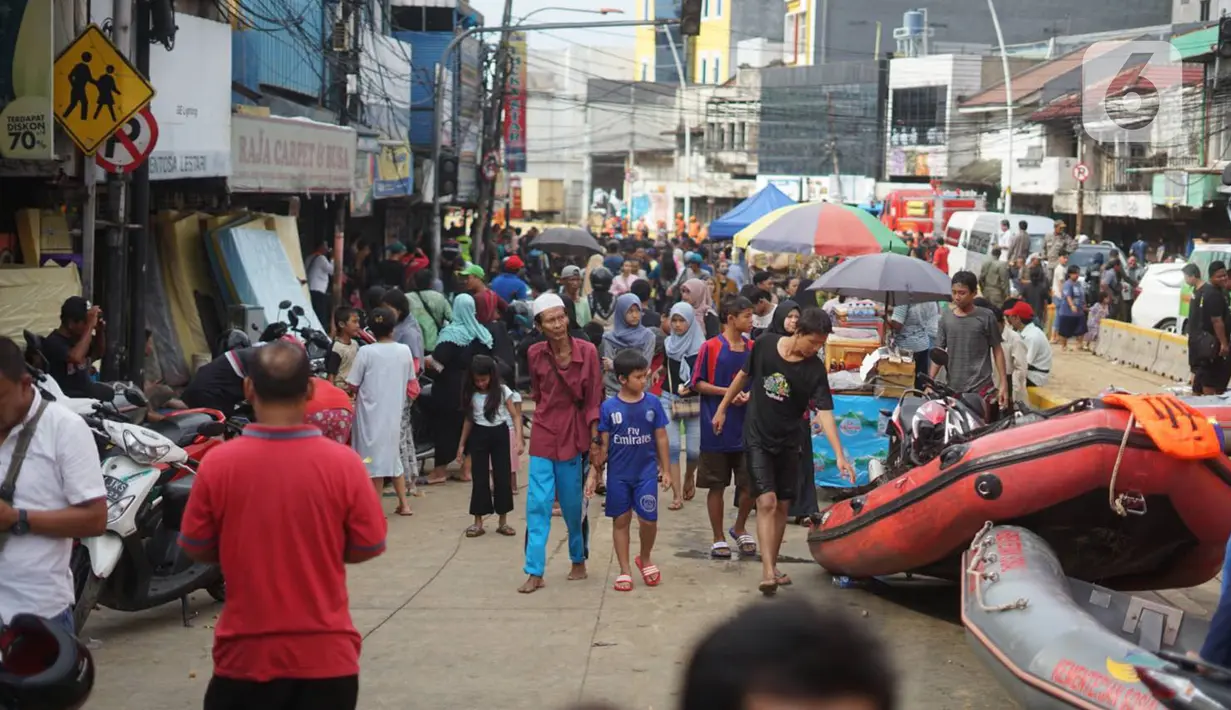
left=879, top=183, right=985, bottom=238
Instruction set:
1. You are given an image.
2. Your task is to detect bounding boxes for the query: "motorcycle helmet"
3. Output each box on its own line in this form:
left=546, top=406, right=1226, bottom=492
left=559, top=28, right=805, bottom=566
left=0, top=614, right=95, bottom=710
left=911, top=400, right=949, bottom=443
left=217, top=329, right=252, bottom=354
left=589, top=267, right=613, bottom=292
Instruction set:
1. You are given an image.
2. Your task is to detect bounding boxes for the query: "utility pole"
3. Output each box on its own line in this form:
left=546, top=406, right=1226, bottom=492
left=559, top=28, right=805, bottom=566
left=827, top=91, right=842, bottom=202
left=1075, top=127, right=1085, bottom=236
left=626, top=83, right=636, bottom=211
left=126, top=0, right=151, bottom=383
left=469, top=0, right=516, bottom=270
left=332, top=0, right=360, bottom=317
left=581, top=99, right=592, bottom=226
left=101, top=0, right=132, bottom=381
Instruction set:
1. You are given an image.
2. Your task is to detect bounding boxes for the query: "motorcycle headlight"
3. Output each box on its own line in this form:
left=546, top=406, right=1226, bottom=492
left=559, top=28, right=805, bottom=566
left=121, top=428, right=171, bottom=465
left=107, top=494, right=137, bottom=524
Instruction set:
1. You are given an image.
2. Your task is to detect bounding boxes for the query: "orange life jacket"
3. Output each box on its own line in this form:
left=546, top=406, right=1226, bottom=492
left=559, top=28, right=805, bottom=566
left=1101, top=393, right=1222, bottom=460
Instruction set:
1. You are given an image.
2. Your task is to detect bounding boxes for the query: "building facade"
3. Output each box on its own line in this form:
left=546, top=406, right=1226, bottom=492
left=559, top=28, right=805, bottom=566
left=634, top=0, right=784, bottom=85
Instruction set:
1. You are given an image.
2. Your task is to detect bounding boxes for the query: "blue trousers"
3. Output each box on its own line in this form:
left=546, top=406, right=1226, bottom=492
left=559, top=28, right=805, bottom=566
left=524, top=455, right=590, bottom=577
left=1201, top=535, right=1231, bottom=665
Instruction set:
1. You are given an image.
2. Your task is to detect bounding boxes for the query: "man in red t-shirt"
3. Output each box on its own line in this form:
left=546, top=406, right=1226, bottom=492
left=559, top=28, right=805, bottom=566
left=179, top=342, right=386, bottom=710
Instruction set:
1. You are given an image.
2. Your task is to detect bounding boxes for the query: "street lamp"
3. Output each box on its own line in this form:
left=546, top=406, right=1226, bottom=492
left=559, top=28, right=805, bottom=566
left=516, top=7, right=624, bottom=23
left=987, top=0, right=1014, bottom=216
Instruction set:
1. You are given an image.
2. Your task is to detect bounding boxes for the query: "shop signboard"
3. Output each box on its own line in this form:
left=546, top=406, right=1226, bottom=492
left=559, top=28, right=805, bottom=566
left=351, top=139, right=375, bottom=217
left=145, top=14, right=231, bottom=180
left=0, top=0, right=55, bottom=160
left=502, top=32, right=527, bottom=173
left=373, top=141, right=412, bottom=199
left=229, top=114, right=356, bottom=194
left=53, top=25, right=155, bottom=156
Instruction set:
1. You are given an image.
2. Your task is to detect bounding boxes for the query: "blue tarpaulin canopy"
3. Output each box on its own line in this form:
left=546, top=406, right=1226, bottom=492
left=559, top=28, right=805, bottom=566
left=708, top=184, right=797, bottom=240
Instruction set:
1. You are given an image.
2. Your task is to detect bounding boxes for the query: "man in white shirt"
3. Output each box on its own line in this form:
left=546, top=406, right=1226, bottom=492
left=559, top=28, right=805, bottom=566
left=1005, top=302, right=1052, bottom=388
left=1049, top=253, right=1068, bottom=342
left=997, top=219, right=1013, bottom=258
left=0, top=337, right=106, bottom=634
left=304, top=239, right=336, bottom=330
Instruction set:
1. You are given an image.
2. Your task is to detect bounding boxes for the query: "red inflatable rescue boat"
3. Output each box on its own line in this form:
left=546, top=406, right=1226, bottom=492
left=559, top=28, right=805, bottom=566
left=808, top=398, right=1231, bottom=590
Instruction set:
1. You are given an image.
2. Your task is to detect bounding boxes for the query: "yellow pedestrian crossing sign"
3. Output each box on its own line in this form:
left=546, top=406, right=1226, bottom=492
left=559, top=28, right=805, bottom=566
left=53, top=25, right=155, bottom=156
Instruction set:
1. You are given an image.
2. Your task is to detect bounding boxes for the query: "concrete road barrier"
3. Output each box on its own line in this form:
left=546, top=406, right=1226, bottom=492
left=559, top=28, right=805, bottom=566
left=1095, top=320, right=1184, bottom=381
left=1150, top=331, right=1190, bottom=382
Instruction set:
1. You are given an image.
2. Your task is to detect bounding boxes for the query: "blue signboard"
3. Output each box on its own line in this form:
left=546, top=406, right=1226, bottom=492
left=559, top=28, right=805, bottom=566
left=812, top=395, right=894, bottom=488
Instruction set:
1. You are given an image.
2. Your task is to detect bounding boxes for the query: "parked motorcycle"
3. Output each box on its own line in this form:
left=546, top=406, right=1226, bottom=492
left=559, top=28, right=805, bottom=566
left=1137, top=651, right=1231, bottom=709
left=23, top=329, right=147, bottom=421
left=217, top=300, right=332, bottom=374
left=71, top=407, right=223, bottom=632
left=871, top=348, right=989, bottom=485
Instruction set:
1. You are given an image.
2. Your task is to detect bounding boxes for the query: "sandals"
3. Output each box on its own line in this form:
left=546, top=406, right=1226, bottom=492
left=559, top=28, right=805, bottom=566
left=496, top=524, right=517, bottom=537
left=729, top=528, right=757, bottom=556
left=759, top=579, right=779, bottom=597
left=465, top=525, right=485, bottom=537
left=394, top=505, right=413, bottom=517
left=613, top=574, right=634, bottom=592
left=635, top=556, right=661, bottom=586
left=710, top=542, right=732, bottom=559
left=667, top=499, right=684, bottom=511
left=775, top=570, right=793, bottom=586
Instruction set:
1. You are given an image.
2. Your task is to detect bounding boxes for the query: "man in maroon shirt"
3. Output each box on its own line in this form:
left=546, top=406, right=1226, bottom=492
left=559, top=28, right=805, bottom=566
left=519, top=293, right=605, bottom=594
left=178, top=341, right=387, bottom=710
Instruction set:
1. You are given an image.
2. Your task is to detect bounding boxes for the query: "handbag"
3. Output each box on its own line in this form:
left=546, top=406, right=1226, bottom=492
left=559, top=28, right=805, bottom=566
left=670, top=396, right=701, bottom=419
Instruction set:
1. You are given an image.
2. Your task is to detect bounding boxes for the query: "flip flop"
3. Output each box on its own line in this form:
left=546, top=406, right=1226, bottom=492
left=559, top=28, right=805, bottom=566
left=394, top=506, right=414, bottom=517
left=775, top=570, right=793, bottom=586
left=496, top=524, right=517, bottom=536
left=668, top=499, right=684, bottom=511
left=758, top=579, right=779, bottom=597
left=613, top=574, right=634, bottom=592
left=710, top=542, right=732, bottom=559
left=635, top=556, right=661, bottom=586
left=729, top=528, right=757, bottom=556
left=465, top=525, right=485, bottom=537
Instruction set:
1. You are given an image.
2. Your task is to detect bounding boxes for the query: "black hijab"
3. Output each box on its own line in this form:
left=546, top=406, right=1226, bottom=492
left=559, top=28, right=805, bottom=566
left=768, top=299, right=800, bottom=336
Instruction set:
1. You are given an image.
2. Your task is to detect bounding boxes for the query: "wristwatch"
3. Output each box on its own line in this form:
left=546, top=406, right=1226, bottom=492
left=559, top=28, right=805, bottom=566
left=9, top=509, right=29, bottom=536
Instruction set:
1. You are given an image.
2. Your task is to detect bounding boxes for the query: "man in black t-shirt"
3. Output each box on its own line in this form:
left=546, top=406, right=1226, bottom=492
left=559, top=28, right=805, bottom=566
left=181, top=347, right=260, bottom=414
left=712, top=308, right=854, bottom=597
left=1189, top=261, right=1231, bottom=395
left=42, top=296, right=105, bottom=397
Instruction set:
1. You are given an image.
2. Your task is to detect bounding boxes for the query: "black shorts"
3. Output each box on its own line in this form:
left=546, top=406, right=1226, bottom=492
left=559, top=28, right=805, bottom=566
left=696, top=451, right=750, bottom=491
left=746, top=445, right=800, bottom=501
left=205, top=675, right=358, bottom=710
left=1194, top=358, right=1231, bottom=392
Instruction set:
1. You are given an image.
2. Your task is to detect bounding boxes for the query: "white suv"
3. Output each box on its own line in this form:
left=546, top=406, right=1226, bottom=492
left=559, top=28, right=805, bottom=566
left=1131, top=262, right=1187, bottom=333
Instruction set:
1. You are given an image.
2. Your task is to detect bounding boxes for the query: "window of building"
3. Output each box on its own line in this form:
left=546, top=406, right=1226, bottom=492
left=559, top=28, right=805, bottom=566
left=889, top=86, right=948, bottom=147
left=784, top=13, right=804, bottom=64
left=641, top=60, right=649, bottom=81
left=1200, top=0, right=1211, bottom=20
left=715, top=0, right=722, bottom=17
left=713, top=55, right=721, bottom=84
left=700, top=57, right=708, bottom=84
left=644, top=0, right=650, bottom=19
left=703, top=0, right=710, bottom=17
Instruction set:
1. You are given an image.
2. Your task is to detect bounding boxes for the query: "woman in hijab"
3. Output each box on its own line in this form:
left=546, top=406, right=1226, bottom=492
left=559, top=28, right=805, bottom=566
left=662, top=301, right=705, bottom=509
left=425, top=294, right=496, bottom=485
left=682, top=277, right=720, bottom=338
left=601, top=294, right=658, bottom=398
left=764, top=301, right=820, bottom=522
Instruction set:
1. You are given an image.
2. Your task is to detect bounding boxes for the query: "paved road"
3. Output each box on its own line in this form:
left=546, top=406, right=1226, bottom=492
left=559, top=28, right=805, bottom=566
left=83, top=477, right=1015, bottom=710
left=80, top=353, right=1218, bottom=710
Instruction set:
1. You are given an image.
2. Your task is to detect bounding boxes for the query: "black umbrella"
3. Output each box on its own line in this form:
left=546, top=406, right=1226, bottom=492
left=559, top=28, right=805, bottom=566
left=807, top=253, right=950, bottom=304
left=527, top=227, right=602, bottom=257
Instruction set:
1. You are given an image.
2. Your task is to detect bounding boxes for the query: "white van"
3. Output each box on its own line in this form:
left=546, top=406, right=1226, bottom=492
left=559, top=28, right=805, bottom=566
left=943, top=212, right=1053, bottom=276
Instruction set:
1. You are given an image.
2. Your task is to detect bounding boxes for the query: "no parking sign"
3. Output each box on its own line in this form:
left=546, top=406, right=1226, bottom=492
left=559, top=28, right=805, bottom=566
left=95, top=107, right=159, bottom=174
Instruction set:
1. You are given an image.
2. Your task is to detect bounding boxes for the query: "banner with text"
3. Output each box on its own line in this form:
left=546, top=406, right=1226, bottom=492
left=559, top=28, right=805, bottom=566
left=502, top=32, right=527, bottom=173
left=373, top=141, right=412, bottom=199
left=0, top=0, right=54, bottom=160
left=147, top=15, right=231, bottom=180
left=229, top=114, right=356, bottom=194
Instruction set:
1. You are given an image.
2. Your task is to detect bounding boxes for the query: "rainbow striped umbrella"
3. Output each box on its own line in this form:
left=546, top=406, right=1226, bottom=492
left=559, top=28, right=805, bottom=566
left=733, top=202, right=909, bottom=256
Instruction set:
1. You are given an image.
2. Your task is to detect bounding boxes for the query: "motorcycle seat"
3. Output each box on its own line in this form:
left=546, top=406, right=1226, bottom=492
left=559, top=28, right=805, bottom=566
left=148, top=411, right=219, bottom=447
left=162, top=474, right=195, bottom=531
left=898, top=396, right=926, bottom=429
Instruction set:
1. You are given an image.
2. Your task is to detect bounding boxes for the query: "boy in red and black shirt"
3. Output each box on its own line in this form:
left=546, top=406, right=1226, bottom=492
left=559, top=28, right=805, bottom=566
left=690, top=295, right=757, bottom=560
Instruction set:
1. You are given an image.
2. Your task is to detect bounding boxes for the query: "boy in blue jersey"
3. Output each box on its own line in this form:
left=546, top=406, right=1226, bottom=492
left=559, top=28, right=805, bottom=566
left=587, top=349, right=669, bottom=592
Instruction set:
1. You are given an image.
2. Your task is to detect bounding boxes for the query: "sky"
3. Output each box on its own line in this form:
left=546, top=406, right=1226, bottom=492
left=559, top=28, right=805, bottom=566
left=466, top=0, right=639, bottom=51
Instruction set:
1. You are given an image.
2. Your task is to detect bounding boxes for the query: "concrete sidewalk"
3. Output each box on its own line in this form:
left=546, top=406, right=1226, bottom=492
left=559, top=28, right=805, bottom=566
left=1028, top=347, right=1178, bottom=408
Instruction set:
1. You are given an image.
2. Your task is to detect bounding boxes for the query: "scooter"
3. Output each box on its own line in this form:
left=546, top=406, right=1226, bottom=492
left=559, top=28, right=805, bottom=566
left=23, top=329, right=147, bottom=421
left=71, top=406, right=223, bottom=632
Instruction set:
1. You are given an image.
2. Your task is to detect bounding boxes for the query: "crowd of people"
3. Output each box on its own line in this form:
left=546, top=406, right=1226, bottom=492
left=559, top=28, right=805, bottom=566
left=7, top=211, right=1231, bottom=710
